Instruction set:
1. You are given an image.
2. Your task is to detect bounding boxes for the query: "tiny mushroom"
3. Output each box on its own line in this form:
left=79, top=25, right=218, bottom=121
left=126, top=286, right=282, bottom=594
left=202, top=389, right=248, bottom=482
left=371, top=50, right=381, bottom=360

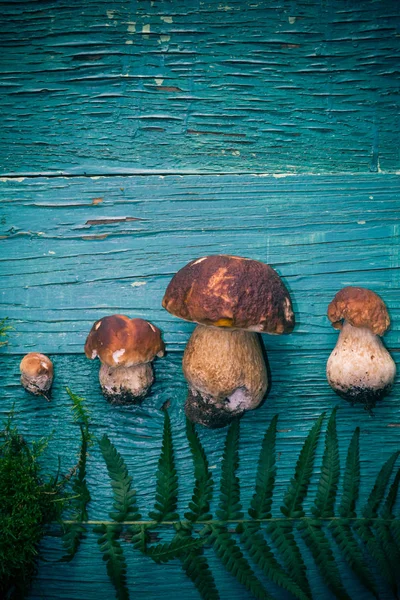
left=84, top=315, right=165, bottom=404
left=162, top=255, right=294, bottom=428
left=20, top=353, right=53, bottom=400
left=327, top=286, right=396, bottom=410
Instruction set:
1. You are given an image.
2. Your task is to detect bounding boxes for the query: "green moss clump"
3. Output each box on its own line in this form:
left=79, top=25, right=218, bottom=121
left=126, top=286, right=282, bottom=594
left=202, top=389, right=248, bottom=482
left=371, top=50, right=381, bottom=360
left=0, top=417, right=65, bottom=599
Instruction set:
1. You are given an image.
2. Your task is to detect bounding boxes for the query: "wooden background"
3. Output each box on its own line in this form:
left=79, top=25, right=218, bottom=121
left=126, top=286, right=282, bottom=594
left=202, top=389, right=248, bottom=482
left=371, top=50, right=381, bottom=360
left=0, top=1, right=399, bottom=599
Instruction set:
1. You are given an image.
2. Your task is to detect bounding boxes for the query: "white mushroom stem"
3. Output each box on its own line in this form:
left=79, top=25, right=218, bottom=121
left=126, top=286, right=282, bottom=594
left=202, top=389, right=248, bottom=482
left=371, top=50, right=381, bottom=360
left=99, top=363, right=154, bottom=405
left=327, top=321, right=396, bottom=409
left=183, top=324, right=268, bottom=428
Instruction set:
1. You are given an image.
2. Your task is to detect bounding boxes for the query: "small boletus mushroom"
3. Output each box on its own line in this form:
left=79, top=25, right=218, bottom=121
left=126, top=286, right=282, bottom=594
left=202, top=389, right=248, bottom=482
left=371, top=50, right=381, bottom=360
left=327, top=286, right=396, bottom=410
left=162, top=255, right=294, bottom=428
left=20, top=353, right=53, bottom=400
left=84, top=315, right=165, bottom=404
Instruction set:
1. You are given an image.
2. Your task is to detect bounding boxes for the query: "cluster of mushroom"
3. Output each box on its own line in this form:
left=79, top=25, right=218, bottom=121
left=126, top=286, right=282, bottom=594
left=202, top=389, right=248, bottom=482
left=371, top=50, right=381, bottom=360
left=19, top=254, right=396, bottom=424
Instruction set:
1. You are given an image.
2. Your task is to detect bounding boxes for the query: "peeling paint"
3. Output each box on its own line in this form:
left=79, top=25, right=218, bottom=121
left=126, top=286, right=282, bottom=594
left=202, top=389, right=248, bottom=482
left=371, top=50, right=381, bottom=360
left=127, top=23, right=136, bottom=33
left=106, top=10, right=115, bottom=19
left=142, top=24, right=151, bottom=34
left=0, top=177, right=25, bottom=182
left=357, top=220, right=366, bottom=225
left=289, top=16, right=296, bottom=24
left=131, top=281, right=147, bottom=287
left=160, top=16, right=173, bottom=23
left=160, top=34, right=170, bottom=42
left=155, top=78, right=164, bottom=86
left=125, top=40, right=133, bottom=45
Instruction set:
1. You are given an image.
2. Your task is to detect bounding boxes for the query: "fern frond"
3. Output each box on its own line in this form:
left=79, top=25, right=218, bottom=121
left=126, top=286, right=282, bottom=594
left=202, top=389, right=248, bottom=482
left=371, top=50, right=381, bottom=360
left=175, top=526, right=219, bottom=600
left=95, top=524, right=129, bottom=600
left=330, top=521, right=378, bottom=598
left=249, top=415, right=277, bottom=520
left=312, top=408, right=339, bottom=518
left=356, top=520, right=398, bottom=595
left=185, top=419, right=214, bottom=522
left=206, top=525, right=271, bottom=600
left=363, top=451, right=400, bottom=519
left=149, top=410, right=178, bottom=522
left=62, top=523, right=87, bottom=562
left=281, top=414, right=324, bottom=518
left=339, top=427, right=360, bottom=518
left=391, top=521, right=400, bottom=552
left=267, top=521, right=311, bottom=598
left=240, top=523, right=310, bottom=600
left=147, top=533, right=205, bottom=564
left=216, top=419, right=242, bottom=522
left=299, top=520, right=351, bottom=600
left=381, top=468, right=400, bottom=520
left=66, top=387, right=91, bottom=426
left=98, top=435, right=141, bottom=522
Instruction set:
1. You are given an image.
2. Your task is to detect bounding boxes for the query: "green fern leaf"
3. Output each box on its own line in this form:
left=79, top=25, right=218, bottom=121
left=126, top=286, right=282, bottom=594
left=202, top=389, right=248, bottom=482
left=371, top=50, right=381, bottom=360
left=391, top=521, right=400, bottom=552
left=382, top=467, right=400, bottom=520
left=240, top=523, right=310, bottom=600
left=217, top=419, right=242, bottom=521
left=95, top=524, right=129, bottom=600
left=363, top=451, right=400, bottom=519
left=248, top=415, right=277, bottom=520
left=98, top=435, right=141, bottom=522
left=66, top=387, right=91, bottom=426
left=281, top=414, right=324, bottom=518
left=299, top=520, right=351, bottom=600
left=185, top=419, right=214, bottom=522
left=373, top=519, right=400, bottom=589
left=312, top=408, right=339, bottom=518
left=339, top=427, right=360, bottom=518
left=356, top=520, right=398, bottom=595
left=149, top=410, right=179, bottom=522
left=147, top=533, right=205, bottom=564
left=129, top=524, right=149, bottom=554
left=267, top=521, right=311, bottom=598
left=175, top=526, right=219, bottom=600
left=62, top=391, right=92, bottom=561
left=330, top=521, right=378, bottom=598
left=206, top=525, right=272, bottom=600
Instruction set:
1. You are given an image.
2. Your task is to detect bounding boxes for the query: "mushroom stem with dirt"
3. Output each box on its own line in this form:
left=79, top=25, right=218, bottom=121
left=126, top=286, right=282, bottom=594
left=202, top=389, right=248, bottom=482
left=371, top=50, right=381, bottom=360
left=20, top=353, right=53, bottom=400
left=162, top=255, right=294, bottom=428
left=84, top=315, right=165, bottom=405
left=326, top=286, right=396, bottom=411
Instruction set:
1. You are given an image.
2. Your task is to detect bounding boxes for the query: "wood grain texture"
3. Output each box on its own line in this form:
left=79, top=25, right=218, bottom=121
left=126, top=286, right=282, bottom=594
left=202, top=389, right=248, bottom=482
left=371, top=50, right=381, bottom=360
left=1, top=0, right=399, bottom=176
left=1, top=173, right=399, bottom=354
left=0, top=351, right=399, bottom=599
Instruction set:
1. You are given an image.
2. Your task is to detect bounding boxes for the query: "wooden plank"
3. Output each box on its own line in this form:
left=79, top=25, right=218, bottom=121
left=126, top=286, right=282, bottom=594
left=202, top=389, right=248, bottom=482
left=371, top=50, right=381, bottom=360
left=1, top=173, right=399, bottom=354
left=0, top=351, right=398, bottom=599
left=1, top=0, right=399, bottom=175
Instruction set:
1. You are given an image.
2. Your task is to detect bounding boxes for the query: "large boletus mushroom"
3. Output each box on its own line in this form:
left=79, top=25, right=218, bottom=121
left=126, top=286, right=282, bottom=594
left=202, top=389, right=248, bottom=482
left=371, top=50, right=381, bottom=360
left=162, top=255, right=294, bottom=428
left=85, top=315, right=165, bottom=404
left=327, top=286, right=396, bottom=410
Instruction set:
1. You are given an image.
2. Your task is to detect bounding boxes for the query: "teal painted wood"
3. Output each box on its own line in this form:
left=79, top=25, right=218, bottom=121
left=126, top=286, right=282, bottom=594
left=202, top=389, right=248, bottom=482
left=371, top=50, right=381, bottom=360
left=1, top=0, right=399, bottom=176
left=0, top=351, right=399, bottom=599
left=0, top=173, right=399, bottom=354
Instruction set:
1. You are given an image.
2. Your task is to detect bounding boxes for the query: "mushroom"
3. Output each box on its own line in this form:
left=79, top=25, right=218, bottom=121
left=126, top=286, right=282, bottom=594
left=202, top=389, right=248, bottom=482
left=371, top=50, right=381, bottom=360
left=162, top=255, right=294, bottom=428
left=84, top=315, right=165, bottom=404
left=326, top=286, right=396, bottom=410
left=20, top=353, right=53, bottom=400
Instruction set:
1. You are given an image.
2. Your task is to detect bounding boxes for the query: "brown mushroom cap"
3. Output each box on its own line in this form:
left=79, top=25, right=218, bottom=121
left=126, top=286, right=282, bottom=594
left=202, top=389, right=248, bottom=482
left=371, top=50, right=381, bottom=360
left=20, top=353, right=53, bottom=378
left=162, top=255, right=294, bottom=334
left=84, top=315, right=165, bottom=367
left=327, top=287, right=390, bottom=336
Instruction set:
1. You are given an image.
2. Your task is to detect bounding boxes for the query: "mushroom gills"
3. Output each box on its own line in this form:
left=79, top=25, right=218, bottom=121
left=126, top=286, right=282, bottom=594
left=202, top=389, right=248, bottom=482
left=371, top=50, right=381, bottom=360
left=327, top=322, right=396, bottom=410
left=183, top=325, right=268, bottom=428
left=99, top=363, right=154, bottom=405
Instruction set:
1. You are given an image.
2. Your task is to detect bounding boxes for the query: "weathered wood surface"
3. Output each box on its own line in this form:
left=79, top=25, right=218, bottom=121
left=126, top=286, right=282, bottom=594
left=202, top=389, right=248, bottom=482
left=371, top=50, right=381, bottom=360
left=1, top=0, right=399, bottom=175
left=1, top=173, right=399, bottom=354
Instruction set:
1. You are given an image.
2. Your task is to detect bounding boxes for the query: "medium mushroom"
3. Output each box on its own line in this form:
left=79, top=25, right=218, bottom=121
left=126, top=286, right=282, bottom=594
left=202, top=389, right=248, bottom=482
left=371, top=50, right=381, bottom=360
left=326, top=286, right=396, bottom=410
left=20, top=353, right=53, bottom=400
left=84, top=315, right=165, bottom=404
left=162, top=255, right=294, bottom=428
